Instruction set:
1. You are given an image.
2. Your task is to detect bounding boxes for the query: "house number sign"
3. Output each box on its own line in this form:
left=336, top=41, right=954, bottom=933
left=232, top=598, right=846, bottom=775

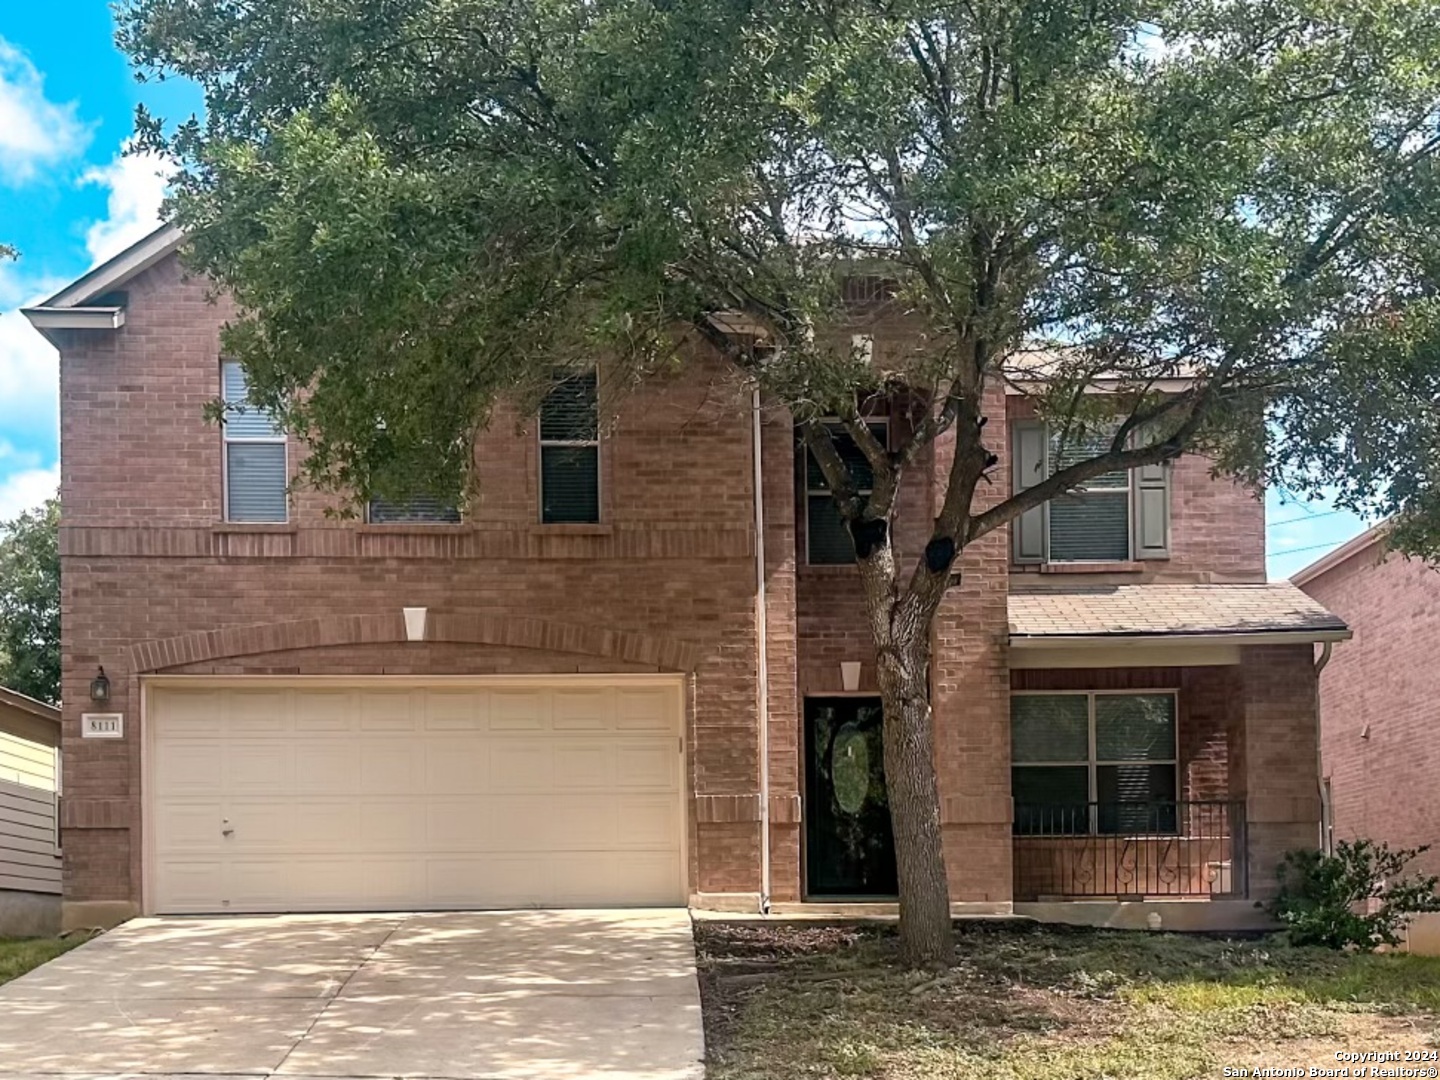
left=81, top=713, right=124, bottom=739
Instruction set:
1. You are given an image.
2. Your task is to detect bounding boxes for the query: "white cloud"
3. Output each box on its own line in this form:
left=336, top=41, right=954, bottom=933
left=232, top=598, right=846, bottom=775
left=0, top=262, right=61, bottom=456
left=0, top=464, right=58, bottom=520
left=0, top=306, right=58, bottom=425
left=81, top=146, right=172, bottom=264
left=0, top=443, right=57, bottom=520
left=0, top=37, right=91, bottom=185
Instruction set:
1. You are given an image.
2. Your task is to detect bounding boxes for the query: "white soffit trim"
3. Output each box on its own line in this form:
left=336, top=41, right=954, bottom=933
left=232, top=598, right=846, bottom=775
left=39, top=222, right=186, bottom=310
left=20, top=306, right=125, bottom=331
left=1010, top=629, right=1352, bottom=649
left=1011, top=643, right=1243, bottom=668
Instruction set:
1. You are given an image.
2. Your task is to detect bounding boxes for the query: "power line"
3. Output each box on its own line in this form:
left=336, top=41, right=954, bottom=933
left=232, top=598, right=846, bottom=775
left=1266, top=508, right=1346, bottom=529
left=1269, top=539, right=1348, bottom=558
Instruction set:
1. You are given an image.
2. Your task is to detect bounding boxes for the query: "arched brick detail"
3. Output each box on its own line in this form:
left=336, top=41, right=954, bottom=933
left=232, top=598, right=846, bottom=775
left=128, top=611, right=701, bottom=673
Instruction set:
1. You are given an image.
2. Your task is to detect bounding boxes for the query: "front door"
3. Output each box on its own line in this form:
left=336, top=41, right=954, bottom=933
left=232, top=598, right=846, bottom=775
left=804, top=697, right=898, bottom=898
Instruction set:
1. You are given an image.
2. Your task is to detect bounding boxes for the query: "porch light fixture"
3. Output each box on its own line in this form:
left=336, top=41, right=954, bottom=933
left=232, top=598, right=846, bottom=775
left=840, top=661, right=862, bottom=693
left=89, top=666, right=111, bottom=704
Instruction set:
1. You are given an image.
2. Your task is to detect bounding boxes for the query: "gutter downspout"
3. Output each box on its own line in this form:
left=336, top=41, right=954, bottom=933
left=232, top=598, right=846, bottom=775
left=1315, top=641, right=1334, bottom=854
left=752, top=387, right=772, bottom=914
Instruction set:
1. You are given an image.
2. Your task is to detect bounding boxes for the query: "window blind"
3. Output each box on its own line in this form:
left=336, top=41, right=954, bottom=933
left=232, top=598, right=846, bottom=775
left=1048, top=493, right=1130, bottom=561
left=225, top=443, right=287, bottom=523
left=540, top=371, right=600, bottom=524
left=222, top=361, right=287, bottom=523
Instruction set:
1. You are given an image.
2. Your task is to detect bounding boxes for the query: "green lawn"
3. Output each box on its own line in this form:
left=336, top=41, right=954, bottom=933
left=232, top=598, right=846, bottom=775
left=696, top=921, right=1440, bottom=1080
left=0, top=934, right=93, bottom=988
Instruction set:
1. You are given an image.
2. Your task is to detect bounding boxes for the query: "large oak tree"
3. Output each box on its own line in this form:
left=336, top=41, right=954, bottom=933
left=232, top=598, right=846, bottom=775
left=120, top=0, right=1440, bottom=963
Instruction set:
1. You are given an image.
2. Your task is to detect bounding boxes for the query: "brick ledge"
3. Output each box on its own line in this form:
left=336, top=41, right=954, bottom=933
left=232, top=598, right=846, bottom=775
left=129, top=611, right=703, bottom=674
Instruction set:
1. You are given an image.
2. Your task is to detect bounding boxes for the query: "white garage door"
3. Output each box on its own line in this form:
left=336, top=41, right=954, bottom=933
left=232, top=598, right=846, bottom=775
left=147, top=679, right=686, bottom=914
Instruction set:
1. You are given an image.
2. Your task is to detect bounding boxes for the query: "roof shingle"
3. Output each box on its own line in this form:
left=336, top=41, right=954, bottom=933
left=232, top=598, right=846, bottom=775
left=1008, top=583, right=1348, bottom=639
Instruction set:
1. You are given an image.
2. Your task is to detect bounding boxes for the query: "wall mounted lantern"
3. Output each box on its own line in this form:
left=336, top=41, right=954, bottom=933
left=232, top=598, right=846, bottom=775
left=89, top=666, right=111, bottom=704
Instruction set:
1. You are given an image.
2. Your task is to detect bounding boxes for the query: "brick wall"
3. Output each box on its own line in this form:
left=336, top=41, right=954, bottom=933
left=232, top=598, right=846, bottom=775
left=58, top=254, right=770, bottom=907
left=1005, top=397, right=1266, bottom=584
left=56, top=249, right=1299, bottom=914
left=1233, top=645, right=1322, bottom=898
left=1299, top=543, right=1440, bottom=878
left=930, top=385, right=1014, bottom=902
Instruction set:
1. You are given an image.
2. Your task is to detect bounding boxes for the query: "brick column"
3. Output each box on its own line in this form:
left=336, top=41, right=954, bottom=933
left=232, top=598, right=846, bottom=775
left=760, top=398, right=802, bottom=901
left=930, top=386, right=1014, bottom=904
left=1234, top=645, right=1322, bottom=899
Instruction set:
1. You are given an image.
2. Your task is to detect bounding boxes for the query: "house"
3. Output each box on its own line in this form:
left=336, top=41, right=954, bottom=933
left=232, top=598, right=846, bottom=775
left=0, top=686, right=62, bottom=936
left=23, top=224, right=1349, bottom=931
left=1293, top=524, right=1440, bottom=879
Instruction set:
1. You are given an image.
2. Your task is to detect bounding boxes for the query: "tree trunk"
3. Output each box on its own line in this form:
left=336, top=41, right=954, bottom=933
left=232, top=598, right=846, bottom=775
left=875, top=627, right=953, bottom=967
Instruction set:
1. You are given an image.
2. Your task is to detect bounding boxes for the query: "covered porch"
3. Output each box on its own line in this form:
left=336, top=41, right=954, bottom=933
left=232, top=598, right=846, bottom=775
left=1007, top=583, right=1349, bottom=908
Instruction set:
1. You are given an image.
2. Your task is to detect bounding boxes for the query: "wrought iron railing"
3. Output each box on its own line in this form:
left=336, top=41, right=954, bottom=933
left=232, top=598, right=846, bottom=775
left=1013, top=800, right=1246, bottom=900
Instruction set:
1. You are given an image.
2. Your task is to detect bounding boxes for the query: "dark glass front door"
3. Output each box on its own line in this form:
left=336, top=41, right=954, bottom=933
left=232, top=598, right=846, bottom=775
left=804, top=697, right=898, bottom=898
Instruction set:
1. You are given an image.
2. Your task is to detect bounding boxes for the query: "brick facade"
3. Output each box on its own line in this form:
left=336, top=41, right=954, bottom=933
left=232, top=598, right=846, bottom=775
left=1297, top=537, right=1440, bottom=878
left=51, top=246, right=1319, bottom=918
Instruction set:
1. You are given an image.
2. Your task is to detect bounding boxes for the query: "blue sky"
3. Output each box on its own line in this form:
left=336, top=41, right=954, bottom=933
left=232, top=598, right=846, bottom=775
left=0, top=3, right=200, bottom=521
left=0, top=6, right=1371, bottom=577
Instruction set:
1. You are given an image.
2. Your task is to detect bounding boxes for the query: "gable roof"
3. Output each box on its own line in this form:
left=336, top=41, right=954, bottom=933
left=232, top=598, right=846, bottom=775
left=1009, top=582, right=1349, bottom=642
left=21, top=223, right=185, bottom=337
left=0, top=685, right=60, bottom=725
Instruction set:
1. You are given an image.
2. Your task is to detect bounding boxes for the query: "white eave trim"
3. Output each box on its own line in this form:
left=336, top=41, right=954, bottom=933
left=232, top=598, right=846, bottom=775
left=1010, top=628, right=1352, bottom=649
left=21, top=306, right=126, bottom=331
left=39, top=222, right=185, bottom=310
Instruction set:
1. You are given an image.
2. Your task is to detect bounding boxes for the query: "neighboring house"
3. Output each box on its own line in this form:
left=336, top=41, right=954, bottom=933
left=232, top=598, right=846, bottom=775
left=1293, top=524, right=1440, bottom=879
left=23, top=225, right=1348, bottom=931
left=0, top=686, right=62, bottom=936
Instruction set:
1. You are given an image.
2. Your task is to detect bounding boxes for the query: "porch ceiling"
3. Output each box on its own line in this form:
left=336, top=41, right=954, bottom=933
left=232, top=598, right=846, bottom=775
left=1008, top=582, right=1349, bottom=647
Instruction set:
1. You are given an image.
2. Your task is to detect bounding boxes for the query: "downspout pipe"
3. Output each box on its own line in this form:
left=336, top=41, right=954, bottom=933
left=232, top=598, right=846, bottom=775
left=752, top=386, right=772, bottom=914
left=1315, top=641, right=1334, bottom=854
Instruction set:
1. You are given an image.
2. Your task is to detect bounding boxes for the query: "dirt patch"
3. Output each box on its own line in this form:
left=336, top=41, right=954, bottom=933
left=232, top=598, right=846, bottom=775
left=696, top=921, right=1440, bottom=1080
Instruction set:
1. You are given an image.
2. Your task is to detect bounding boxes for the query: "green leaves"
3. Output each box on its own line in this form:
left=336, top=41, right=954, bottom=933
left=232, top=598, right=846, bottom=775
left=1270, top=840, right=1440, bottom=950
left=116, top=0, right=1440, bottom=551
left=0, top=498, right=59, bottom=705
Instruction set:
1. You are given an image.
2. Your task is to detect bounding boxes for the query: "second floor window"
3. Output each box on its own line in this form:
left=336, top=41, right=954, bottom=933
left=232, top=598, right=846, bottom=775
left=540, top=370, right=600, bottom=524
left=1012, top=420, right=1170, bottom=564
left=804, top=420, right=888, bottom=565
left=222, top=361, right=287, bottom=523
left=1047, top=429, right=1130, bottom=561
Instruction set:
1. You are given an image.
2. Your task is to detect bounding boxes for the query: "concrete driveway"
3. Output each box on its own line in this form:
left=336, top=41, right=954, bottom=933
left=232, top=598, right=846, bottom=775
left=0, top=909, right=704, bottom=1080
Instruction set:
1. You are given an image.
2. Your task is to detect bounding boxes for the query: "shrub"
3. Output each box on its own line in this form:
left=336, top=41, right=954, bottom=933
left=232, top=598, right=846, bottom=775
left=1267, top=840, right=1440, bottom=950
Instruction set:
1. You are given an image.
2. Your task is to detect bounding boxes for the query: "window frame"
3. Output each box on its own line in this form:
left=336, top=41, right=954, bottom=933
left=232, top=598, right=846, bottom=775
left=804, top=417, right=890, bottom=567
left=220, top=360, right=289, bottom=524
left=537, top=369, right=602, bottom=525
left=1045, top=426, right=1133, bottom=563
left=1010, top=688, right=1180, bottom=835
